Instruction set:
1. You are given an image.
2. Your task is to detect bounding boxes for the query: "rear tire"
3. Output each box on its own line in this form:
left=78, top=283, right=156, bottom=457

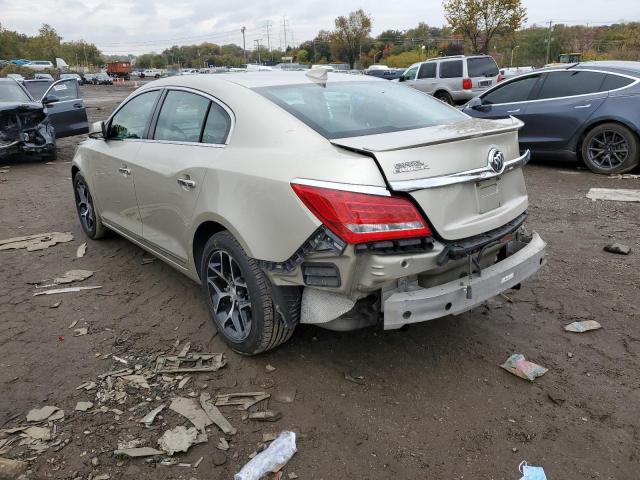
left=434, top=91, right=453, bottom=105
left=200, top=231, right=297, bottom=355
left=581, top=123, right=639, bottom=174
left=73, top=173, right=107, bottom=239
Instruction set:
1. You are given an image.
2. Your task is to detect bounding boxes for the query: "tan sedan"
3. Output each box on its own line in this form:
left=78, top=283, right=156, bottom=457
left=72, top=71, right=545, bottom=354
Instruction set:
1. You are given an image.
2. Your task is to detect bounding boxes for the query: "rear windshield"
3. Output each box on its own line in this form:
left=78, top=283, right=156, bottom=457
left=0, top=82, right=32, bottom=102
left=255, top=81, right=467, bottom=139
left=467, top=57, right=499, bottom=78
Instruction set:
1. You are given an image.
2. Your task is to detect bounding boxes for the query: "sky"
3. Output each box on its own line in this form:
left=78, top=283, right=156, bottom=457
left=1, top=0, right=639, bottom=55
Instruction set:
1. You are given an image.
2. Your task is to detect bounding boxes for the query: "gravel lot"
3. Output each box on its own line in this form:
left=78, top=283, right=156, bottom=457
left=1, top=83, right=639, bottom=480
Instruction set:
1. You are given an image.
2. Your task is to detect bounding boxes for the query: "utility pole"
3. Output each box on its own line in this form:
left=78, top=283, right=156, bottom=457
left=241, top=26, right=246, bottom=63
left=281, top=16, right=289, bottom=51
left=254, top=39, right=263, bottom=64
left=545, top=20, right=553, bottom=65
left=265, top=21, right=272, bottom=52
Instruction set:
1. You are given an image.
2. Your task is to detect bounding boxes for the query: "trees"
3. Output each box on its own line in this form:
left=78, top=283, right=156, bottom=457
left=443, top=0, right=526, bottom=54
left=331, top=9, right=372, bottom=68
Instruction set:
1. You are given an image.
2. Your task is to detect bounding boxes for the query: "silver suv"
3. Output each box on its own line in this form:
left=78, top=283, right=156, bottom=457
left=398, top=55, right=500, bottom=104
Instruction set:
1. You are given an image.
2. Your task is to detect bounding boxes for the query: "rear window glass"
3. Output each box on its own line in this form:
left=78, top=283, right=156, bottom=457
left=0, top=82, right=32, bottom=102
left=601, top=74, right=634, bottom=91
left=537, top=71, right=606, bottom=99
left=255, top=81, right=467, bottom=139
left=467, top=57, right=499, bottom=78
left=439, top=60, right=463, bottom=78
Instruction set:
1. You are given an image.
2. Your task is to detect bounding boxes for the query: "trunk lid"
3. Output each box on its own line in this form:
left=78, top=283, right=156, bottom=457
left=331, top=117, right=529, bottom=240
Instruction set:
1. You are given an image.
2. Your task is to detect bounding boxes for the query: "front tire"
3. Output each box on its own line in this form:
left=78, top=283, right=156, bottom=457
left=73, top=173, right=107, bottom=239
left=582, top=123, right=639, bottom=174
left=200, top=231, right=296, bottom=355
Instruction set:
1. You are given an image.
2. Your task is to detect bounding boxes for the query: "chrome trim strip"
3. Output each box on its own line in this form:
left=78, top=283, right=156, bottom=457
left=389, top=150, right=530, bottom=192
left=291, top=178, right=391, bottom=196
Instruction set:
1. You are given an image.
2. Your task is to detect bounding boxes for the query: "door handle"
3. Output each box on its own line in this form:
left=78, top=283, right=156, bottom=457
left=118, top=166, right=131, bottom=176
left=73, top=103, right=83, bottom=108
left=574, top=104, right=591, bottom=109
left=177, top=177, right=196, bottom=189
left=507, top=109, right=521, bottom=113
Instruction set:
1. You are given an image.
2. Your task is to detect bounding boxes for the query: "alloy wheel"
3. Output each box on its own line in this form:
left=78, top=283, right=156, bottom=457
left=206, top=250, right=252, bottom=342
left=587, top=130, right=629, bottom=170
left=75, top=178, right=95, bottom=232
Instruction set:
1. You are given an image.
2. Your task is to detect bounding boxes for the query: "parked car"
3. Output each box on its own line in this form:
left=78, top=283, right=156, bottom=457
left=92, top=73, right=113, bottom=85
left=0, top=77, right=88, bottom=161
left=25, top=60, right=55, bottom=70
left=499, top=66, right=535, bottom=81
left=462, top=61, right=640, bottom=174
left=397, top=55, right=500, bottom=105
left=34, top=73, right=55, bottom=81
left=72, top=72, right=545, bottom=354
left=141, top=69, right=163, bottom=79
left=6, top=73, right=25, bottom=82
left=365, top=68, right=404, bottom=80
left=60, top=73, right=83, bottom=84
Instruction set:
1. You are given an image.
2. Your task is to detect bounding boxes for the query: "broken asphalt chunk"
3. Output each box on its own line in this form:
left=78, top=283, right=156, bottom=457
left=603, top=242, right=631, bottom=255
left=75, top=401, right=94, bottom=412
left=215, top=392, right=270, bottom=411
left=200, top=393, right=236, bottom=435
left=564, top=320, right=602, bottom=333
left=139, top=404, right=166, bottom=427
left=0, top=232, right=73, bottom=252
left=114, top=447, right=164, bottom=458
left=76, top=242, right=87, bottom=258
left=53, top=269, right=93, bottom=284
left=155, top=353, right=225, bottom=373
left=169, top=397, right=212, bottom=431
left=248, top=410, right=282, bottom=422
left=501, top=354, right=548, bottom=382
left=120, top=375, right=150, bottom=389
left=158, top=426, right=199, bottom=455
left=26, top=406, right=61, bottom=422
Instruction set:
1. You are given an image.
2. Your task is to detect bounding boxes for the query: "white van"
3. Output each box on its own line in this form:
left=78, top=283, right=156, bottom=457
left=25, top=61, right=54, bottom=71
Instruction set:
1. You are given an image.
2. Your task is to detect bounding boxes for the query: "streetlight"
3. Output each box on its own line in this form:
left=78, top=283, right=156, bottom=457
left=510, top=45, right=520, bottom=67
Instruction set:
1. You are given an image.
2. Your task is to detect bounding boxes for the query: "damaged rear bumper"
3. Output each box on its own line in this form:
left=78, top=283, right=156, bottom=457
left=383, top=232, right=546, bottom=329
left=0, top=106, right=56, bottom=159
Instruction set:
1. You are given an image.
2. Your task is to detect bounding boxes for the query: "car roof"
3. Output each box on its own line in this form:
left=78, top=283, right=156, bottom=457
left=147, top=71, right=384, bottom=90
left=573, top=61, right=640, bottom=77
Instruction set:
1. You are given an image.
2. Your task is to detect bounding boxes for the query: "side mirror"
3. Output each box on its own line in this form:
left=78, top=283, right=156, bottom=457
left=88, top=121, right=106, bottom=139
left=43, top=95, right=60, bottom=105
left=467, top=97, right=483, bottom=109
left=399, top=76, right=406, bottom=82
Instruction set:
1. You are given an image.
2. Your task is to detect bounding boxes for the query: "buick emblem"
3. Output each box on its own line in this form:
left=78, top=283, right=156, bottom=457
left=488, top=148, right=505, bottom=173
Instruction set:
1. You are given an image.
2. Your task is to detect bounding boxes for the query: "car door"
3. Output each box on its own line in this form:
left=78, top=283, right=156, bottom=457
left=132, top=89, right=232, bottom=264
left=398, top=64, right=420, bottom=89
left=413, top=62, right=437, bottom=93
left=462, top=73, right=543, bottom=134
left=90, top=89, right=162, bottom=238
left=518, top=70, right=609, bottom=152
left=39, top=79, right=88, bottom=137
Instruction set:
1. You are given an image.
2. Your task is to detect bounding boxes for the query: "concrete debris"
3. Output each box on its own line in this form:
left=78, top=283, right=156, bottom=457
left=200, top=393, right=237, bottom=435
left=607, top=173, right=640, bottom=179
left=93, top=475, right=110, bottom=480
left=564, top=320, right=602, bottom=333
left=50, top=301, right=61, bottom=308
left=178, top=376, right=191, bottom=389
left=114, top=447, right=164, bottom=458
left=0, top=232, right=73, bottom=252
left=26, top=406, right=61, bottom=422
left=262, top=433, right=278, bottom=443
left=217, top=437, right=230, bottom=451
left=501, top=354, right=548, bottom=382
left=91, top=457, right=99, bottom=466
left=117, top=439, right=145, bottom=450
left=0, top=457, right=28, bottom=478
left=288, top=473, right=299, bottom=479
left=54, top=269, right=93, bottom=284
left=604, top=242, right=631, bottom=255
left=121, top=375, right=150, bottom=389
left=155, top=353, right=226, bottom=373
left=68, top=320, right=78, bottom=329
left=158, top=426, right=199, bottom=455
left=22, top=426, right=51, bottom=440
left=98, top=368, right=131, bottom=379
left=273, top=388, right=296, bottom=404
left=215, top=392, right=270, bottom=411
left=234, top=431, right=297, bottom=480
left=33, top=286, right=102, bottom=296
left=193, top=456, right=204, bottom=468
left=76, top=242, right=87, bottom=258
left=73, top=328, right=88, bottom=337
left=141, top=255, right=156, bottom=265
left=344, top=373, right=365, bottom=385
left=139, top=404, right=166, bottom=427
left=178, top=342, right=191, bottom=357
left=75, top=401, right=94, bottom=412
left=48, top=410, right=65, bottom=421
left=169, top=397, right=212, bottom=431
left=248, top=410, right=282, bottom=422
left=265, top=364, right=276, bottom=372
left=586, top=187, right=640, bottom=203
left=112, top=356, right=128, bottom=365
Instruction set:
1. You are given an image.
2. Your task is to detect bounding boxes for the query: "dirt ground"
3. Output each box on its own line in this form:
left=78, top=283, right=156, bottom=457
left=1, top=83, right=639, bottom=480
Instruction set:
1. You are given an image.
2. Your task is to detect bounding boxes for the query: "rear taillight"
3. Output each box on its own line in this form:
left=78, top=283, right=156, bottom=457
left=291, top=183, right=431, bottom=244
left=462, top=78, right=472, bottom=90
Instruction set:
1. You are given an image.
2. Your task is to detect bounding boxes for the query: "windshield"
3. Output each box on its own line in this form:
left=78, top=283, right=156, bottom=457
left=255, top=81, right=467, bottom=139
left=0, top=82, right=32, bottom=102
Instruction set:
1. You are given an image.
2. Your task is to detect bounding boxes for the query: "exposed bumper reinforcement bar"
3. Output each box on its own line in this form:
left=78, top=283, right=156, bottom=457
left=383, top=231, right=546, bottom=330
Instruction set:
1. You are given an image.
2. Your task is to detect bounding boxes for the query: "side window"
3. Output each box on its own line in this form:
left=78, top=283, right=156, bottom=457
left=202, top=103, right=232, bottom=144
left=439, top=60, right=463, bottom=78
left=109, top=90, right=160, bottom=140
left=154, top=91, right=210, bottom=143
left=48, top=79, right=80, bottom=101
left=402, top=65, right=419, bottom=81
left=418, top=63, right=436, bottom=79
left=537, top=71, right=607, bottom=99
left=482, top=75, right=540, bottom=105
left=601, top=74, right=634, bottom=91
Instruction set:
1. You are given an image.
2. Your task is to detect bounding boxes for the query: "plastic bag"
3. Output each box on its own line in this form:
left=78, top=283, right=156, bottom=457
left=235, top=431, right=297, bottom=480
left=518, top=461, right=547, bottom=480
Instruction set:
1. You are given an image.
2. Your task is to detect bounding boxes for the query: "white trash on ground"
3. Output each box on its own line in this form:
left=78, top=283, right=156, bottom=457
left=234, top=431, right=297, bottom=480
left=501, top=354, right=548, bottom=381
left=564, top=320, right=602, bottom=333
left=586, top=188, right=640, bottom=202
left=518, top=460, right=547, bottom=480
